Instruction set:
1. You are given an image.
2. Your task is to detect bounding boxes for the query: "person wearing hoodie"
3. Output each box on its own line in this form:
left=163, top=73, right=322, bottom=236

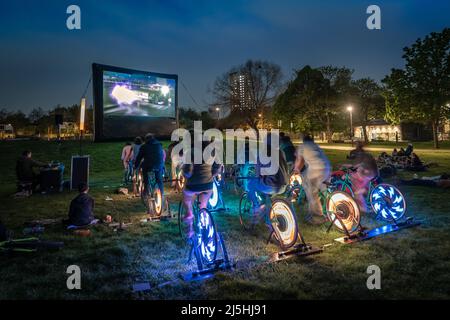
left=16, top=150, right=47, bottom=191
left=66, top=183, right=95, bottom=226
left=134, top=133, right=166, bottom=206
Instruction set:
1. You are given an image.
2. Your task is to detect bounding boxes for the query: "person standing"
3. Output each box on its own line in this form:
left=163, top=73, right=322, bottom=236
left=121, top=142, right=133, bottom=184
left=293, top=135, right=331, bottom=224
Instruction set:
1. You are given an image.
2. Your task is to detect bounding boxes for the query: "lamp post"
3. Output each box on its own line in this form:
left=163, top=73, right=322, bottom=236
left=79, top=97, right=86, bottom=155
left=347, top=105, right=353, bottom=144
left=258, top=113, right=263, bottom=129
left=215, top=107, right=220, bottom=121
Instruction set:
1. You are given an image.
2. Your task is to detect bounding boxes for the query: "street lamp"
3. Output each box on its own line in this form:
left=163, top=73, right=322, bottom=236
left=347, top=105, right=353, bottom=144
left=215, top=107, right=220, bottom=121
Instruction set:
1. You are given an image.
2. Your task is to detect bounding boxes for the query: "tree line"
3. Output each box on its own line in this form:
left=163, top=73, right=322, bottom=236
left=212, top=28, right=449, bottom=148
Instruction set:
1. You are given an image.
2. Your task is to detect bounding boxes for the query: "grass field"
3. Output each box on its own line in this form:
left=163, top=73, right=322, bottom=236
left=0, top=140, right=449, bottom=300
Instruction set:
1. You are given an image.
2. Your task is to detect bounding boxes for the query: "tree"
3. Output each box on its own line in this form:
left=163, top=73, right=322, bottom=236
left=383, top=28, right=450, bottom=148
left=352, top=78, right=385, bottom=143
left=28, top=107, right=46, bottom=124
left=212, top=60, right=282, bottom=130
left=318, top=66, right=354, bottom=142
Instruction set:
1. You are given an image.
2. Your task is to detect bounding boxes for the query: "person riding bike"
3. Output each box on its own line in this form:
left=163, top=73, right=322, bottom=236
left=341, top=143, right=379, bottom=213
left=293, top=134, right=331, bottom=225
left=181, top=139, right=221, bottom=238
left=280, top=132, right=297, bottom=172
left=134, top=133, right=165, bottom=209
left=131, top=136, right=143, bottom=195
left=246, top=133, right=289, bottom=224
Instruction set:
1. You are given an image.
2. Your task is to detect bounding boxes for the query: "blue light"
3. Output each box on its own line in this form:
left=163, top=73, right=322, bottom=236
left=370, top=184, right=406, bottom=221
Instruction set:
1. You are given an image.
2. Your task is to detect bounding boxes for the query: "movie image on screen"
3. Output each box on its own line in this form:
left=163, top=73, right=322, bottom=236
left=92, top=63, right=178, bottom=141
left=103, top=71, right=176, bottom=118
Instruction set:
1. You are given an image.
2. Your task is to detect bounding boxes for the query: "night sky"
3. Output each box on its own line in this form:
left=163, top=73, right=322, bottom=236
left=0, top=0, right=449, bottom=113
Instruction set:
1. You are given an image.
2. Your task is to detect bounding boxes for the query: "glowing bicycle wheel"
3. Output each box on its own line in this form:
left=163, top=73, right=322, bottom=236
left=369, top=184, right=406, bottom=221
left=269, top=199, right=298, bottom=250
left=239, top=192, right=254, bottom=230
left=152, top=188, right=163, bottom=217
left=196, top=208, right=218, bottom=265
left=208, top=179, right=220, bottom=210
left=176, top=170, right=186, bottom=191
left=289, top=173, right=302, bottom=187
left=326, top=191, right=361, bottom=233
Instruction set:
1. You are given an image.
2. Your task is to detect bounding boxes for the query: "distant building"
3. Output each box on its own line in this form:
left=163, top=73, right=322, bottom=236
left=0, top=124, right=15, bottom=139
left=229, top=72, right=254, bottom=111
left=354, top=119, right=433, bottom=142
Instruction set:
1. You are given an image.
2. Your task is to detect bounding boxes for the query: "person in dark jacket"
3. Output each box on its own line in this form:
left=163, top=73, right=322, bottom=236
left=279, top=132, right=296, bottom=171
left=16, top=150, right=47, bottom=191
left=181, top=139, right=221, bottom=238
left=66, top=183, right=95, bottom=226
left=404, top=143, right=414, bottom=157
left=247, top=133, right=289, bottom=222
left=134, top=133, right=165, bottom=205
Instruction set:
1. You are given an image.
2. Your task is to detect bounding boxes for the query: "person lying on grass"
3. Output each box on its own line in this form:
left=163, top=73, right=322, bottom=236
left=63, top=183, right=95, bottom=227
left=400, top=173, right=450, bottom=189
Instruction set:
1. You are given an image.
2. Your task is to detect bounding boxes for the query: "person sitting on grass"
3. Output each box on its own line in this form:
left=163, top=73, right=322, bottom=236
left=392, top=148, right=398, bottom=157
left=181, top=139, right=221, bottom=238
left=16, top=150, right=47, bottom=192
left=404, top=143, right=414, bottom=157
left=406, top=153, right=427, bottom=172
left=64, top=183, right=95, bottom=227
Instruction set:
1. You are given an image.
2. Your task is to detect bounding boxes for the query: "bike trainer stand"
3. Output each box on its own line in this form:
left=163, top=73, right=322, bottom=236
left=141, top=199, right=176, bottom=223
left=182, top=233, right=234, bottom=282
left=331, top=211, right=421, bottom=245
left=268, top=231, right=323, bottom=262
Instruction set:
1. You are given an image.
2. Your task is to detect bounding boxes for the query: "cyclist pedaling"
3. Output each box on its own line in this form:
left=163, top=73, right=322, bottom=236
left=246, top=133, right=290, bottom=227
left=293, top=134, right=331, bottom=225
left=134, top=133, right=166, bottom=211
left=341, top=142, right=379, bottom=213
left=182, top=140, right=221, bottom=238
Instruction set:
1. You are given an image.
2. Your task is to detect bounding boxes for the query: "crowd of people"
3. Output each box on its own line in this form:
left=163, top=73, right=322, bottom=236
left=377, top=143, right=428, bottom=172
left=8, top=132, right=446, bottom=239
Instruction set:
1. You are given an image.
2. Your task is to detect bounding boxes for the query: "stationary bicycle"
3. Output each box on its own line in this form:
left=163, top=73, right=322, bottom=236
left=238, top=177, right=321, bottom=260
left=177, top=191, right=232, bottom=278
left=136, top=168, right=169, bottom=218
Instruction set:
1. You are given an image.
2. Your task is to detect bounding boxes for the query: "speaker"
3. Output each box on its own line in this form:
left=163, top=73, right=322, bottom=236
left=71, top=156, right=90, bottom=190
left=55, top=114, right=63, bottom=127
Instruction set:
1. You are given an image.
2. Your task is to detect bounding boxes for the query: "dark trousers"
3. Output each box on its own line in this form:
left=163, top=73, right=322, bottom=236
left=143, top=168, right=164, bottom=197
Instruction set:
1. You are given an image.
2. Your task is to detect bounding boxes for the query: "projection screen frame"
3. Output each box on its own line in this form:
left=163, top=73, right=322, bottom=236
left=92, top=63, right=178, bottom=142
